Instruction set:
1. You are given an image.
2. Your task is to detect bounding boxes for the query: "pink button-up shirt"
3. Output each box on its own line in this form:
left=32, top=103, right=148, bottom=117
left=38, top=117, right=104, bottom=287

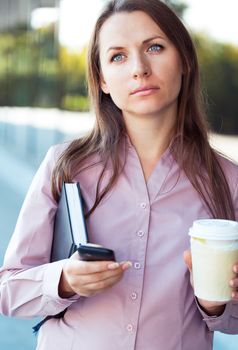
left=1, top=139, right=238, bottom=350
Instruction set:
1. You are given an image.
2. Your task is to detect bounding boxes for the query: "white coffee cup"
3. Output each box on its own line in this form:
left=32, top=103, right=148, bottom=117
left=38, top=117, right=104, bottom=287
left=189, top=219, right=238, bottom=302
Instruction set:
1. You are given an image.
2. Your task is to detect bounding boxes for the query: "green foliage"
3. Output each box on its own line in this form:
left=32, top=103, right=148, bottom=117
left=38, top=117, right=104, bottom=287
left=62, top=95, right=90, bottom=112
left=194, top=34, right=238, bottom=134
left=58, top=46, right=88, bottom=98
left=0, top=24, right=88, bottom=111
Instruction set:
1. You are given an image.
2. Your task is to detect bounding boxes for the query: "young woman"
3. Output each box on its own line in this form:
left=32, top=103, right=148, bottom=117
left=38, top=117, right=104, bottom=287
left=1, top=1, right=238, bottom=349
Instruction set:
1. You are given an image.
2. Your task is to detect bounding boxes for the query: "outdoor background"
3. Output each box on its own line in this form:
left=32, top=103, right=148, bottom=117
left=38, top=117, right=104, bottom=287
left=0, top=0, right=237, bottom=349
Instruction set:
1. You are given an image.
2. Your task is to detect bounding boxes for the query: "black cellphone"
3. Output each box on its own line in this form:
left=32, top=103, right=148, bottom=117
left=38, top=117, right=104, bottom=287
left=77, top=243, right=115, bottom=261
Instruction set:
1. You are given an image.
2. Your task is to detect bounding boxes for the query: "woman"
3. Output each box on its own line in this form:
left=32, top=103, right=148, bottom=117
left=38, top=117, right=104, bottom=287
left=1, top=1, right=238, bottom=349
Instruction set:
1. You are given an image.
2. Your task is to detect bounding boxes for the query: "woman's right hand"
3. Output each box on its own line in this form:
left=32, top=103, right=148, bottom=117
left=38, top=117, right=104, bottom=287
left=58, top=252, right=132, bottom=298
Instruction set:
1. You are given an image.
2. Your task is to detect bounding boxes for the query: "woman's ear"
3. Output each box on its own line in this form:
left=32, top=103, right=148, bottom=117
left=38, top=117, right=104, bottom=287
left=100, top=76, right=110, bottom=94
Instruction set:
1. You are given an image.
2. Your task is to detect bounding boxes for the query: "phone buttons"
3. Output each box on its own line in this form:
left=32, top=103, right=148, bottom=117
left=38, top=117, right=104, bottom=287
left=131, top=292, right=138, bottom=300
left=137, top=230, right=144, bottom=237
left=126, top=324, right=134, bottom=332
left=134, top=262, right=141, bottom=269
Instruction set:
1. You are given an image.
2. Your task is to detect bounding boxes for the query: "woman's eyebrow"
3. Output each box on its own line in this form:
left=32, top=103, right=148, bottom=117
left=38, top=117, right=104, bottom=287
left=106, top=35, right=165, bottom=53
left=142, top=35, right=165, bottom=44
left=107, top=46, right=124, bottom=53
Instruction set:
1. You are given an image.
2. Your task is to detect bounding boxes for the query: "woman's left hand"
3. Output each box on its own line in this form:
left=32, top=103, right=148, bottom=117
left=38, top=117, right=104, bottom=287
left=183, top=250, right=233, bottom=316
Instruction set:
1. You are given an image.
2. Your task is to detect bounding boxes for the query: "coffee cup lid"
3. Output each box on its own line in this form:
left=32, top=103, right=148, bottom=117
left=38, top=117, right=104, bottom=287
left=189, top=219, right=238, bottom=240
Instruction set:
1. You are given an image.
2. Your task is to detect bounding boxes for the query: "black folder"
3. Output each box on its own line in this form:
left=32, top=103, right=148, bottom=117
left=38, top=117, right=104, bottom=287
left=32, top=182, right=89, bottom=334
left=50, top=182, right=88, bottom=262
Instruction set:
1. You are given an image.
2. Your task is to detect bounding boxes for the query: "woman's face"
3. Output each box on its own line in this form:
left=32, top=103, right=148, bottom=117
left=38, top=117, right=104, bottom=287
left=99, top=11, right=183, bottom=122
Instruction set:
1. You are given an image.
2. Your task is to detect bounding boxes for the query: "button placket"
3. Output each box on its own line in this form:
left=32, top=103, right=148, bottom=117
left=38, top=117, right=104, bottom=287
left=122, top=193, right=149, bottom=340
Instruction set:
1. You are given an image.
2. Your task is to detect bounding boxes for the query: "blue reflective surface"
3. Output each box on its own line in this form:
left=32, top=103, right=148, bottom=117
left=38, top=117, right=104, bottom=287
left=0, top=168, right=37, bottom=350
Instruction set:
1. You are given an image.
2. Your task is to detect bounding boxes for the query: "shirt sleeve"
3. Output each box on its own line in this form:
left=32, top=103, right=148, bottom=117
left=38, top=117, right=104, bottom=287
left=196, top=169, right=238, bottom=334
left=196, top=299, right=238, bottom=334
left=0, top=145, right=80, bottom=318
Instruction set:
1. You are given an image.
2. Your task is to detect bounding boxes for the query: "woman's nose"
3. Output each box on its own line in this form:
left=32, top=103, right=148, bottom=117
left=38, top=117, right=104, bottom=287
left=132, top=56, right=151, bottom=79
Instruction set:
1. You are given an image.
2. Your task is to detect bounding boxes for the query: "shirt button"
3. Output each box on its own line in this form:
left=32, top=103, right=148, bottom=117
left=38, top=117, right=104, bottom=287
left=137, top=230, right=144, bottom=237
left=134, top=262, right=141, bottom=269
left=140, top=202, right=147, bottom=209
left=126, top=324, right=133, bottom=332
left=131, top=292, right=138, bottom=300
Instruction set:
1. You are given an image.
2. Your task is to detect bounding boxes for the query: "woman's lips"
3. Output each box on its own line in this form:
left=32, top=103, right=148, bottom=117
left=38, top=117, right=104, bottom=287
left=130, top=86, right=160, bottom=96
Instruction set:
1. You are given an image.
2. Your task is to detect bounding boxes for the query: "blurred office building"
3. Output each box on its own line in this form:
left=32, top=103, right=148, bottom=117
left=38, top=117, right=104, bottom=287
left=0, top=0, right=58, bottom=30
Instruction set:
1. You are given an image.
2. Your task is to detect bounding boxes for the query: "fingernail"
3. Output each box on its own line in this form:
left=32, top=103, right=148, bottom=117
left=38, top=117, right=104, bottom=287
left=121, top=261, right=132, bottom=270
left=233, top=266, right=238, bottom=273
left=230, top=280, right=234, bottom=287
left=108, top=262, right=120, bottom=270
left=232, top=292, right=236, bottom=299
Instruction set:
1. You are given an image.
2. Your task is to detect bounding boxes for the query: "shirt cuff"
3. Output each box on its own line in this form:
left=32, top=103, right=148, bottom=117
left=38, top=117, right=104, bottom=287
left=43, top=259, right=80, bottom=306
left=195, top=297, right=234, bottom=332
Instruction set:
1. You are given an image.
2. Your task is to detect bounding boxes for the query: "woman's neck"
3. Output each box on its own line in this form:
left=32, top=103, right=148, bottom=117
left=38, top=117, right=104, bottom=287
left=123, top=112, right=176, bottom=181
left=124, top=112, right=176, bottom=163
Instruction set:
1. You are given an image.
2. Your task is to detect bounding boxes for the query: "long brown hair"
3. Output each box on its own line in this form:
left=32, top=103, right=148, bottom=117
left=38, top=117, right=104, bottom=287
left=52, top=0, right=235, bottom=220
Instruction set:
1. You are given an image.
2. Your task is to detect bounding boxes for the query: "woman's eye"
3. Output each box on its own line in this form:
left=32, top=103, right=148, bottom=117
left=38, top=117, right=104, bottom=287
left=148, top=44, right=163, bottom=53
left=111, top=53, right=124, bottom=62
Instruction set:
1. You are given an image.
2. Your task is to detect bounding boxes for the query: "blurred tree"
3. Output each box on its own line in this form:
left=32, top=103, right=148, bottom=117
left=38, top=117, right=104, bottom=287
left=59, top=47, right=87, bottom=84
left=0, top=24, right=59, bottom=107
left=58, top=46, right=89, bottom=111
left=194, top=34, right=238, bottom=134
left=0, top=24, right=89, bottom=111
